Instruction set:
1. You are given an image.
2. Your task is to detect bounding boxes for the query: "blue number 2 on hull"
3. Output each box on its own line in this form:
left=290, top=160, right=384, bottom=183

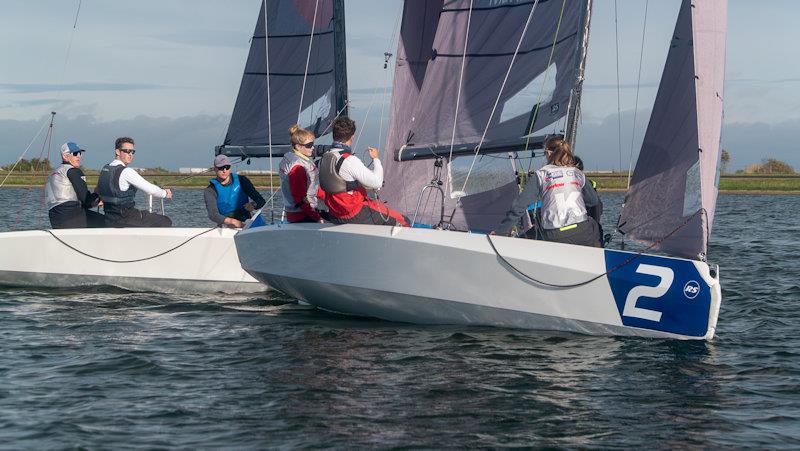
left=604, top=250, right=712, bottom=337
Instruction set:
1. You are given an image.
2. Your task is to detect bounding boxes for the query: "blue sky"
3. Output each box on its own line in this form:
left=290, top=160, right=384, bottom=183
left=1, top=0, right=798, bottom=172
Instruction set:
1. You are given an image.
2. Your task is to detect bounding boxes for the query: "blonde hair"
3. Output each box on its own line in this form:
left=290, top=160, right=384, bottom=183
left=544, top=137, right=574, bottom=167
left=288, top=124, right=315, bottom=146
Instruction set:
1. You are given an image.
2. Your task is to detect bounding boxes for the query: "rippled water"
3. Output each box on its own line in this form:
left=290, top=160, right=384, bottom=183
left=0, top=188, right=798, bottom=448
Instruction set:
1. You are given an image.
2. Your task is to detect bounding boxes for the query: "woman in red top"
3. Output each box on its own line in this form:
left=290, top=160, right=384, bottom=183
left=278, top=124, right=326, bottom=223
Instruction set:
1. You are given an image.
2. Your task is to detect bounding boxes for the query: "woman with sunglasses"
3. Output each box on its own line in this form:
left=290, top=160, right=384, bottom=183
left=278, top=124, right=326, bottom=223
left=44, top=141, right=106, bottom=229
left=494, top=137, right=601, bottom=247
left=204, top=154, right=266, bottom=228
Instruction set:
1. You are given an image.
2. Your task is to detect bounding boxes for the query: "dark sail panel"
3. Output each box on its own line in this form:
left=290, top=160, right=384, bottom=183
left=382, top=0, right=588, bottom=231
left=223, top=0, right=344, bottom=153
left=618, top=0, right=727, bottom=259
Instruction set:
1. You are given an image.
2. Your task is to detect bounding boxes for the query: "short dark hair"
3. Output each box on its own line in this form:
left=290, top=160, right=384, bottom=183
left=331, top=117, right=356, bottom=142
left=115, top=137, right=134, bottom=150
left=573, top=156, right=584, bottom=171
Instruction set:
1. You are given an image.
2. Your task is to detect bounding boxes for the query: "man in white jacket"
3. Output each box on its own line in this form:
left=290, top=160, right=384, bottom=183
left=318, top=117, right=409, bottom=226
left=96, top=137, right=173, bottom=227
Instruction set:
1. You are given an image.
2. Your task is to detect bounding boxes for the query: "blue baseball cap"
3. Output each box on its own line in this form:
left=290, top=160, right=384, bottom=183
left=61, top=142, right=85, bottom=154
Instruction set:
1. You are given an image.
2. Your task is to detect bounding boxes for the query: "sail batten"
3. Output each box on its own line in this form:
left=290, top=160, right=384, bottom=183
left=617, top=0, right=727, bottom=259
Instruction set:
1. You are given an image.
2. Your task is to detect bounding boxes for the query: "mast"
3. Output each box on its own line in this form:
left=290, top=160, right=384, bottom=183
left=332, top=0, right=348, bottom=117
left=564, top=0, right=593, bottom=148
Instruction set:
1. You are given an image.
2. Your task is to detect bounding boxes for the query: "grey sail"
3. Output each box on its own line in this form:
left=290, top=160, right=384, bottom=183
left=219, top=0, right=348, bottom=158
left=617, top=0, right=727, bottom=259
left=382, top=0, right=590, bottom=232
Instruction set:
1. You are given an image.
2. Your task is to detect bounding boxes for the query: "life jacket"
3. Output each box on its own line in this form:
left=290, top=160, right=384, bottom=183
left=97, top=163, right=137, bottom=220
left=318, top=151, right=362, bottom=194
left=209, top=173, right=249, bottom=216
left=44, top=164, right=79, bottom=210
left=533, top=164, right=589, bottom=230
left=319, top=147, right=367, bottom=219
left=279, top=151, right=320, bottom=214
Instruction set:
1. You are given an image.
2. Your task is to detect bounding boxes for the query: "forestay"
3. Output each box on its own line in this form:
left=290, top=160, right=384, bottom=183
left=617, top=0, right=727, bottom=259
left=382, top=0, right=589, bottom=232
left=220, top=0, right=347, bottom=157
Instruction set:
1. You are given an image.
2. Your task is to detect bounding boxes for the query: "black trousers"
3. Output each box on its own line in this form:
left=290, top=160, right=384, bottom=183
left=49, top=206, right=107, bottom=229
left=540, top=218, right=602, bottom=248
left=107, top=208, right=172, bottom=228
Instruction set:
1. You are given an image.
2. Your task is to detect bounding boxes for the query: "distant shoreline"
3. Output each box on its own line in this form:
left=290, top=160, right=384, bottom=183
left=1, top=172, right=799, bottom=194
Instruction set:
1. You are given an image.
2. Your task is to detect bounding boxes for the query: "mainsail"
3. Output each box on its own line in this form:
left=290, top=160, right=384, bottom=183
left=218, top=0, right=348, bottom=158
left=617, top=0, right=727, bottom=259
left=382, top=0, right=591, bottom=232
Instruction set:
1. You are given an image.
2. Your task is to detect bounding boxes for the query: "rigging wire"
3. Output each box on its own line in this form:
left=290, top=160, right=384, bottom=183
left=447, top=0, right=474, bottom=184
left=0, top=115, right=52, bottom=189
left=523, top=0, right=568, bottom=174
left=297, top=0, right=321, bottom=124
left=263, top=0, right=275, bottom=221
left=54, top=0, right=82, bottom=105
left=613, top=0, right=623, bottom=174
left=626, top=0, right=649, bottom=190
left=378, top=5, right=404, bottom=149
left=458, top=0, right=541, bottom=194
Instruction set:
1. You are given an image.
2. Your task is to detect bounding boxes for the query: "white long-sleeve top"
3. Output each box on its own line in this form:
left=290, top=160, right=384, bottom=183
left=337, top=154, right=383, bottom=190
left=109, top=159, right=168, bottom=198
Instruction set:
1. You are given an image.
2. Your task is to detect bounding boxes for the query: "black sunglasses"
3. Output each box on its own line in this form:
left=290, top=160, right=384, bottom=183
left=119, top=148, right=136, bottom=155
left=216, top=165, right=231, bottom=171
left=70, top=151, right=84, bottom=156
left=300, top=142, right=314, bottom=149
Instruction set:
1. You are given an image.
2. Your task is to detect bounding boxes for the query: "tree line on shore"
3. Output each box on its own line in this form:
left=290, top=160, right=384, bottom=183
left=2, top=153, right=796, bottom=176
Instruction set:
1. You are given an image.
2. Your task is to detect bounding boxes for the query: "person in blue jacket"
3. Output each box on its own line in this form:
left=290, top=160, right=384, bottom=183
left=203, top=154, right=266, bottom=228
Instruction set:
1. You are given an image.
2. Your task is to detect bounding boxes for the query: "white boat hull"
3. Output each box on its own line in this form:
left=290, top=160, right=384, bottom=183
left=235, top=224, right=721, bottom=339
left=0, top=228, right=267, bottom=293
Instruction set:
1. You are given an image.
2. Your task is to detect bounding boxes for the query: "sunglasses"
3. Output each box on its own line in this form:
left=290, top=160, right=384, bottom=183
left=70, top=151, right=84, bottom=156
left=299, top=142, right=314, bottom=149
left=216, top=165, right=231, bottom=171
left=119, top=148, right=136, bottom=155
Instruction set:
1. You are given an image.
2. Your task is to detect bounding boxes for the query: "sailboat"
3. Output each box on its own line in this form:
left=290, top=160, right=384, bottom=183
left=235, top=0, right=726, bottom=339
left=0, top=0, right=347, bottom=294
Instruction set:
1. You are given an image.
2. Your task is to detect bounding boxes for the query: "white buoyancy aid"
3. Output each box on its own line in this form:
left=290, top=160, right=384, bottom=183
left=44, top=164, right=79, bottom=210
left=279, top=151, right=320, bottom=213
left=534, top=164, right=590, bottom=230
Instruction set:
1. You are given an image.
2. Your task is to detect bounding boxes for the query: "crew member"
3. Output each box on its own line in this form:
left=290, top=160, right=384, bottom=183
left=44, top=141, right=105, bottom=229
left=318, top=117, right=409, bottom=226
left=204, top=154, right=266, bottom=228
left=495, top=137, right=601, bottom=247
left=278, top=124, right=325, bottom=223
left=96, top=137, right=173, bottom=227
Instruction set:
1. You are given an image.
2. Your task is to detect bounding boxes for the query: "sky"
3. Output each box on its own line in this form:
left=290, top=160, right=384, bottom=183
left=0, top=0, right=798, bottom=172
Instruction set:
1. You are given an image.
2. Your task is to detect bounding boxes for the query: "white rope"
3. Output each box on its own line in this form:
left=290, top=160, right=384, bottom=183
left=297, top=0, right=320, bottom=123
left=0, top=116, right=52, bottom=188
left=626, top=0, right=649, bottom=190
left=459, top=0, right=541, bottom=193
left=264, top=0, right=275, bottom=217
left=446, top=0, right=474, bottom=198
left=613, top=0, right=623, bottom=173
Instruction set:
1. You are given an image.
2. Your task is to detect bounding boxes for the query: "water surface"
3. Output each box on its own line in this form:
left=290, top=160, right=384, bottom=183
left=0, top=188, right=798, bottom=448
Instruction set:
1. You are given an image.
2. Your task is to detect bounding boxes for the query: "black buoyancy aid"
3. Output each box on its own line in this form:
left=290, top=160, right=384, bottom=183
left=97, top=164, right=137, bottom=219
left=319, top=151, right=361, bottom=194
